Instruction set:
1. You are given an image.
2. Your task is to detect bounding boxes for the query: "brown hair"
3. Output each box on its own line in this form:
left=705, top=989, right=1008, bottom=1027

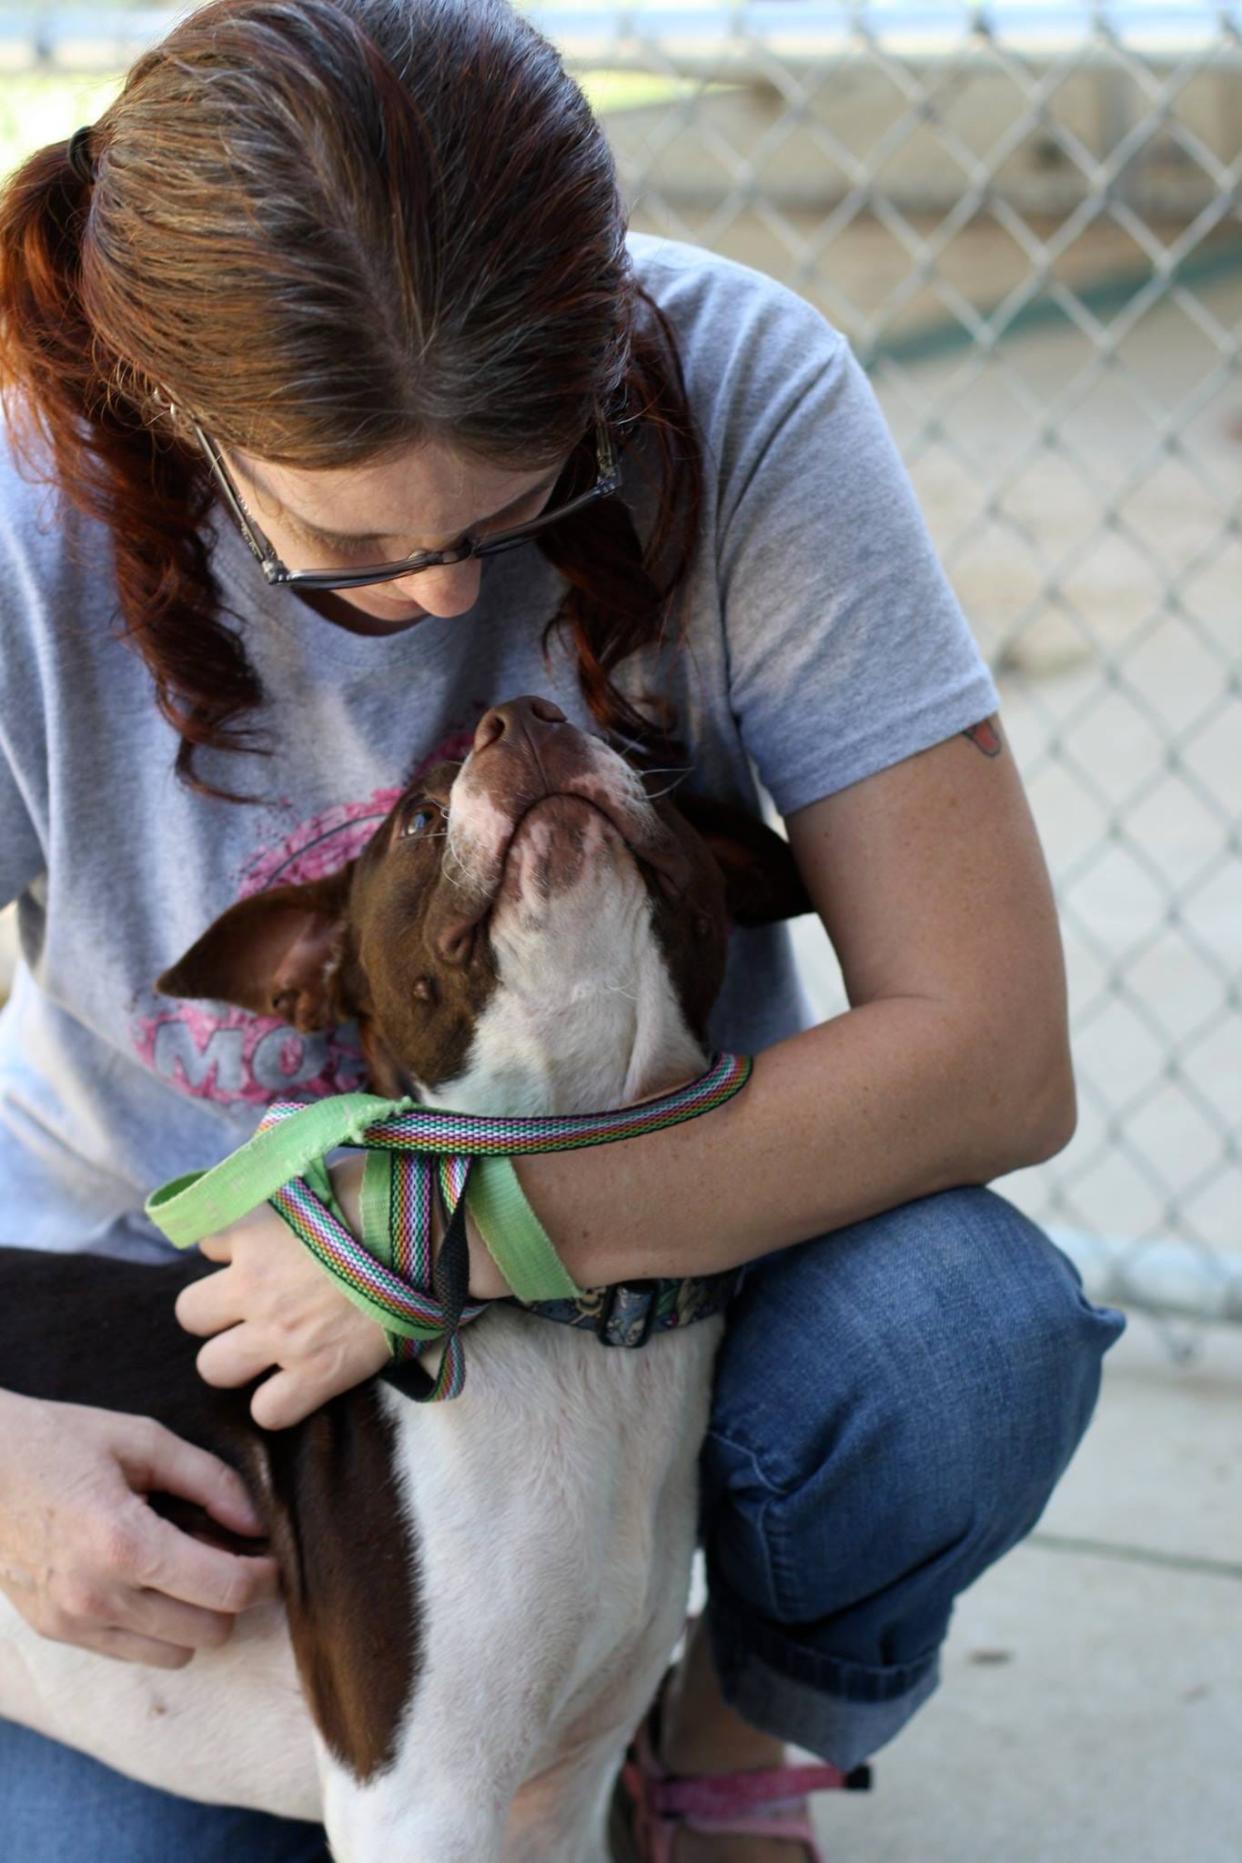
left=0, top=0, right=702, bottom=798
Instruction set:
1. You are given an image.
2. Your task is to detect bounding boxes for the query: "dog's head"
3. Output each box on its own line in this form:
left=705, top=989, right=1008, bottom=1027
left=157, top=697, right=811, bottom=1113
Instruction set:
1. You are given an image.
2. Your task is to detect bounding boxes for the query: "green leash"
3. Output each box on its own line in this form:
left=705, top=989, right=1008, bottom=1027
left=146, top=1054, right=752, bottom=1403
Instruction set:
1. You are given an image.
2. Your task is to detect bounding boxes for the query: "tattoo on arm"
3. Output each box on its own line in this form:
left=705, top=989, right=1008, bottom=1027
left=962, top=717, right=1003, bottom=758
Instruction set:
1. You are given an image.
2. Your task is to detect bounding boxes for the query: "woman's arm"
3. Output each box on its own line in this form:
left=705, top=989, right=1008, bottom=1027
left=513, top=716, right=1076, bottom=1286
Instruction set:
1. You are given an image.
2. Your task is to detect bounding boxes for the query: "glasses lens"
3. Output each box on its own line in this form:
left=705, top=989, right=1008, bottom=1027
left=281, top=485, right=589, bottom=580
left=219, top=419, right=618, bottom=590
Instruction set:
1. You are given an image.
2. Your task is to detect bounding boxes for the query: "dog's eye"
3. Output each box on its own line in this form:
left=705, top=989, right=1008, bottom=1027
left=397, top=797, right=441, bottom=841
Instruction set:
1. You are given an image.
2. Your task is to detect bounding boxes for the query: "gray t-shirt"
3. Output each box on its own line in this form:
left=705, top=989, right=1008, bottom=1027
left=0, top=235, right=998, bottom=1261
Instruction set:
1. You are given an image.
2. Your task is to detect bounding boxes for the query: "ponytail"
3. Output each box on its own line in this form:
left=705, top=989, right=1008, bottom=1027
left=0, top=137, right=104, bottom=509
left=0, top=133, right=269, bottom=800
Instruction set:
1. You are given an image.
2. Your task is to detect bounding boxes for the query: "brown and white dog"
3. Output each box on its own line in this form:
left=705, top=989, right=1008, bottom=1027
left=0, top=696, right=808, bottom=1860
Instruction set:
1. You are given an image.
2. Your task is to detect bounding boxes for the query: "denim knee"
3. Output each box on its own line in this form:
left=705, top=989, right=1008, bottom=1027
left=700, top=1186, right=1125, bottom=1700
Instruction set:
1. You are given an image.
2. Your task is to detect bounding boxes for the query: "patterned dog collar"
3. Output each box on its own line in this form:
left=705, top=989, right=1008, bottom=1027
left=509, top=1273, right=739, bottom=1351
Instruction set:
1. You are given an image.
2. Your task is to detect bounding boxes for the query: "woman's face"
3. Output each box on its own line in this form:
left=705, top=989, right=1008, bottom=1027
left=228, top=435, right=566, bottom=631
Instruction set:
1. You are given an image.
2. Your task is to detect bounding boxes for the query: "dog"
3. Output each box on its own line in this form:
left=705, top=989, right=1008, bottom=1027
left=0, top=695, right=808, bottom=1860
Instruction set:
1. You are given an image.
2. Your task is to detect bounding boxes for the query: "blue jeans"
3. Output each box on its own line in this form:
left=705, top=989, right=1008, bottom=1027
left=701, top=1185, right=1125, bottom=1767
left=0, top=1187, right=1123, bottom=1855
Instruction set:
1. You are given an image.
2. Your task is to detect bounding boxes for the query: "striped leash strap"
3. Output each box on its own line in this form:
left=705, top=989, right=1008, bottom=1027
left=268, top=1151, right=483, bottom=1402
left=258, top=1050, right=753, bottom=1157
left=147, top=1054, right=752, bottom=1404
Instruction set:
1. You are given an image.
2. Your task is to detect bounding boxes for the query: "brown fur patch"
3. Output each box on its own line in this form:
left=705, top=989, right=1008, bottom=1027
left=263, top=1384, right=421, bottom=1779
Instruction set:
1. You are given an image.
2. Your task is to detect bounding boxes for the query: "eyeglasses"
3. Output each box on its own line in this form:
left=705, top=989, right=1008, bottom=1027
left=188, top=415, right=620, bottom=592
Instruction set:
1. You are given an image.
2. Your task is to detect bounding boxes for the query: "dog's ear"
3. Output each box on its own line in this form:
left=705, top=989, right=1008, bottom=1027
left=156, top=867, right=359, bottom=1031
left=672, top=795, right=813, bottom=927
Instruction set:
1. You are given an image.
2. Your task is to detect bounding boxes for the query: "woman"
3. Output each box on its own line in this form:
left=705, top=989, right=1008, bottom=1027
left=0, top=0, right=1124, bottom=1857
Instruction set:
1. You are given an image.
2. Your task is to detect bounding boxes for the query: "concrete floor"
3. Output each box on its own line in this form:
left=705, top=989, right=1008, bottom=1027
left=800, top=1318, right=1242, bottom=1862
left=670, top=1310, right=1242, bottom=1862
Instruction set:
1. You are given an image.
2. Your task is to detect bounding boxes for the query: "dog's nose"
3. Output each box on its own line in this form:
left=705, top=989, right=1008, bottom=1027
left=472, top=696, right=567, bottom=754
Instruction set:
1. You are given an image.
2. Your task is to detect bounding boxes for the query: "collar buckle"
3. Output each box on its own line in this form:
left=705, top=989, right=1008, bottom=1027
left=596, top=1279, right=661, bottom=1348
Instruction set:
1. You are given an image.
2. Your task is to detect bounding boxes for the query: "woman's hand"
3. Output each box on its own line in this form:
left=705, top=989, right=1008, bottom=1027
left=174, top=1157, right=389, bottom=1430
left=0, top=1391, right=278, bottom=1668
left=175, top=1156, right=512, bottom=1429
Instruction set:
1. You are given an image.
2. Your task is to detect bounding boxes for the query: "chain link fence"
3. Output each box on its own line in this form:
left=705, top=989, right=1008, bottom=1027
left=1, top=3, right=1239, bottom=1348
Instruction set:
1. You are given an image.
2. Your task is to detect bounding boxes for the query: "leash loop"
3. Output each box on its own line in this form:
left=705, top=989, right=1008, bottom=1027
left=147, top=1053, right=752, bottom=1404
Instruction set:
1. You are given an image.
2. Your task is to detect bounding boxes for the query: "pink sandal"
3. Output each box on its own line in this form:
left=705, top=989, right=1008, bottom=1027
left=610, top=1672, right=871, bottom=1861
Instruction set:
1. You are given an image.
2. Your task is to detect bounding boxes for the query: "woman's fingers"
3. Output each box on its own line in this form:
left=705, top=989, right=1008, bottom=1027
left=247, top=1370, right=309, bottom=1433
left=137, top=1508, right=279, bottom=1614
left=194, top=1322, right=275, bottom=1392
left=125, top=1585, right=244, bottom=1652
left=111, top=1411, right=264, bottom=1538
left=76, top=1625, right=199, bottom=1669
left=169, top=1204, right=392, bottom=1425
left=174, top=1266, right=243, bottom=1338
left=51, top=1568, right=252, bottom=1657
left=197, top=1230, right=235, bottom=1264
left=247, top=1330, right=390, bottom=1431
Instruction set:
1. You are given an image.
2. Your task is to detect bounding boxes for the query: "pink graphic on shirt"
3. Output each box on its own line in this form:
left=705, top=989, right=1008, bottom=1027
left=132, top=996, right=368, bottom=1106
left=133, top=723, right=481, bottom=1105
left=237, top=790, right=399, bottom=898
